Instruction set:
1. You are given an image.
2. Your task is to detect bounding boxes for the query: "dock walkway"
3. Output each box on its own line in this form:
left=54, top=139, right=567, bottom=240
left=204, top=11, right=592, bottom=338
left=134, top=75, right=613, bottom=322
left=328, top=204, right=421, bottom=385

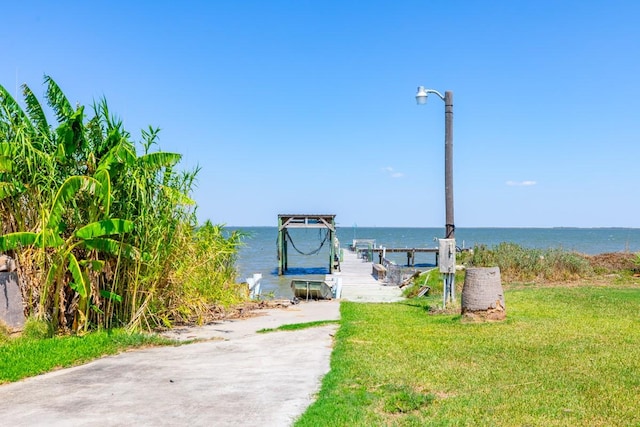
left=330, top=249, right=404, bottom=303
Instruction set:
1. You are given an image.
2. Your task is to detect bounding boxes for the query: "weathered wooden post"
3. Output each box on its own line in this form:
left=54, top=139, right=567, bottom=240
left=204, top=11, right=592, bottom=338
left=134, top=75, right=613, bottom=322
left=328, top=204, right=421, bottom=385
left=329, top=226, right=336, bottom=273
left=277, top=216, right=285, bottom=275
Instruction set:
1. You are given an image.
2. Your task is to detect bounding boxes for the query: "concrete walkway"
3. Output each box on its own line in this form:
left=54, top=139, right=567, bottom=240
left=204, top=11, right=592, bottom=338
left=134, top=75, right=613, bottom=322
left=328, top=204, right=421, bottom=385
left=0, top=251, right=404, bottom=426
left=335, top=249, right=405, bottom=303
left=0, top=301, right=340, bottom=427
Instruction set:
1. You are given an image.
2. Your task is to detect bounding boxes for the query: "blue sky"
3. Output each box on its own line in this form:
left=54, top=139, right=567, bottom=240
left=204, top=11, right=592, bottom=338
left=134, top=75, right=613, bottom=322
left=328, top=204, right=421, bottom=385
left=2, top=1, right=639, bottom=227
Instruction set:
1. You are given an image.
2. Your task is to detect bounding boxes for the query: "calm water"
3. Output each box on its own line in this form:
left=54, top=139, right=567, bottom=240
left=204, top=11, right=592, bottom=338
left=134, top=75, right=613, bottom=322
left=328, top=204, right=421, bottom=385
left=229, top=227, right=640, bottom=297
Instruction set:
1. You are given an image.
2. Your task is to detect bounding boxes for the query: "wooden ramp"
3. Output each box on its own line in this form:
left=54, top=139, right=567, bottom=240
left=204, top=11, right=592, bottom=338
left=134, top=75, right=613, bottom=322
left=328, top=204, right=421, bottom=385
left=329, top=249, right=404, bottom=303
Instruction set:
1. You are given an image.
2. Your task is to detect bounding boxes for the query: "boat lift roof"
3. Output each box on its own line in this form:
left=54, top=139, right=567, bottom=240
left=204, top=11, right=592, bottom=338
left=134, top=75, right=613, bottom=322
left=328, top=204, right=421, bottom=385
left=277, top=214, right=336, bottom=231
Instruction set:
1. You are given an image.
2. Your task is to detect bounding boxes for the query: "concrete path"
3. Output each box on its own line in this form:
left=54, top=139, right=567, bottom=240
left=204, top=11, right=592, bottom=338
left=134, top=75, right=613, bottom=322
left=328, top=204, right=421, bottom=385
left=0, top=252, right=404, bottom=426
left=0, top=301, right=340, bottom=427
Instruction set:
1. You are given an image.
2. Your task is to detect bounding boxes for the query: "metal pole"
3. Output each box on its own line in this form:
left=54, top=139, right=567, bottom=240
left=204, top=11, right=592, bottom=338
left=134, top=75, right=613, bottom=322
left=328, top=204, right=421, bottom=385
left=444, top=91, right=455, bottom=239
left=277, top=217, right=283, bottom=275
left=443, top=275, right=447, bottom=309
left=329, top=228, right=335, bottom=273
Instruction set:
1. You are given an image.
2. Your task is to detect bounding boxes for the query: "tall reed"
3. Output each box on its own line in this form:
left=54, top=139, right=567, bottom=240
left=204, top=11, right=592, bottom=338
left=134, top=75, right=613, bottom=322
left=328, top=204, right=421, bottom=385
left=0, top=76, right=244, bottom=332
left=467, top=242, right=594, bottom=282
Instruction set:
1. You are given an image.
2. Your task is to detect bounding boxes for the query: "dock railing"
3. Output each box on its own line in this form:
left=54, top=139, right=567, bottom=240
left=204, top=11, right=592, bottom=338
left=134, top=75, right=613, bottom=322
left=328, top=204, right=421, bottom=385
left=351, top=239, right=376, bottom=250
left=380, top=255, right=420, bottom=286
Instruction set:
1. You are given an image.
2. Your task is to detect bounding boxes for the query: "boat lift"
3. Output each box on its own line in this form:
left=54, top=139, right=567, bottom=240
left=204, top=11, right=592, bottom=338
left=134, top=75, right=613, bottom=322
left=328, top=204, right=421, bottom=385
left=277, top=214, right=339, bottom=275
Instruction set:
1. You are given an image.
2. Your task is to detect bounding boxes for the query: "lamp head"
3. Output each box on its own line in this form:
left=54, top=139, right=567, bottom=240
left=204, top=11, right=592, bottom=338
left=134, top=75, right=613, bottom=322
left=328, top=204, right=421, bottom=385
left=415, top=86, right=428, bottom=105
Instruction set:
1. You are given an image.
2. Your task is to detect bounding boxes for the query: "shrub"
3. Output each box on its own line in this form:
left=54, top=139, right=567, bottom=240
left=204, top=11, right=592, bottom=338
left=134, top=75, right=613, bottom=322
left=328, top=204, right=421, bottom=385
left=0, top=76, right=245, bottom=332
left=467, top=243, right=593, bottom=283
left=0, top=321, right=11, bottom=344
left=21, top=317, right=53, bottom=340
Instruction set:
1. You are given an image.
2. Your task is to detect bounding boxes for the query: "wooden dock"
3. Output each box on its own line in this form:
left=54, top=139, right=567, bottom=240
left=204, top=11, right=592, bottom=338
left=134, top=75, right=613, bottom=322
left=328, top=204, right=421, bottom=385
left=356, top=247, right=438, bottom=266
left=328, top=249, right=404, bottom=303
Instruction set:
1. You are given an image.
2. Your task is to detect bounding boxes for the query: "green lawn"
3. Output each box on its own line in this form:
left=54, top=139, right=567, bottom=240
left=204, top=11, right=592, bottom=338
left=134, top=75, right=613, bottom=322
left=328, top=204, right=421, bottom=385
left=0, top=329, right=172, bottom=383
left=296, top=286, right=640, bottom=426
left=257, top=319, right=340, bottom=333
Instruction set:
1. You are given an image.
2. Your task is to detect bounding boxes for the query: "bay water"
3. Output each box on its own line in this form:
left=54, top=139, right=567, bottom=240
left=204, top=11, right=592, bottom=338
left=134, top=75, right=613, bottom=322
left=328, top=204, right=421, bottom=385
left=229, top=227, right=640, bottom=297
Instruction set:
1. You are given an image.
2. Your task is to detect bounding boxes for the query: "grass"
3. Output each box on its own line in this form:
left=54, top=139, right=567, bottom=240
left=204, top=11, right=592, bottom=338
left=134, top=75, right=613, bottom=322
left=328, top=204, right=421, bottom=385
left=296, top=285, right=640, bottom=426
left=0, top=329, right=173, bottom=384
left=2, top=246, right=637, bottom=424
left=0, top=316, right=339, bottom=384
left=257, top=319, right=340, bottom=333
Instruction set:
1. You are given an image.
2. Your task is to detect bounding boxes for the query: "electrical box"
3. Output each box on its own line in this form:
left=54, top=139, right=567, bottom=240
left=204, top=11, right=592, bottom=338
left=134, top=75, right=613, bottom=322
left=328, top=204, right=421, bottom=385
left=438, top=239, right=456, bottom=273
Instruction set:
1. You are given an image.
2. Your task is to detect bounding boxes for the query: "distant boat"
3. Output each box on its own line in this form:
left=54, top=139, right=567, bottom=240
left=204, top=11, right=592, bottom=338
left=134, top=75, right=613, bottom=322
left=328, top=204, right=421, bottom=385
left=291, top=279, right=333, bottom=300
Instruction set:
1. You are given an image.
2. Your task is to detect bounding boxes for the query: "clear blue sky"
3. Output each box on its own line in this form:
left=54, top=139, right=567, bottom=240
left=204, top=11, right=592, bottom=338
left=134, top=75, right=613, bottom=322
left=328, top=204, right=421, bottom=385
left=3, top=1, right=639, bottom=227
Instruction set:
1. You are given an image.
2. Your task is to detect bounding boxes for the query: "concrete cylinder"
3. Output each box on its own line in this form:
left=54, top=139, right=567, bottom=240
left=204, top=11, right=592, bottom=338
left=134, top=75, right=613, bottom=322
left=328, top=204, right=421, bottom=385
left=461, top=267, right=505, bottom=321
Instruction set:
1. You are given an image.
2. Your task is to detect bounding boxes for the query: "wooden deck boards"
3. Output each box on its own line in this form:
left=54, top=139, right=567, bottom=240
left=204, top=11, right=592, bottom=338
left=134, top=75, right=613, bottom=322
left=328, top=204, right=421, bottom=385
left=329, top=249, right=404, bottom=303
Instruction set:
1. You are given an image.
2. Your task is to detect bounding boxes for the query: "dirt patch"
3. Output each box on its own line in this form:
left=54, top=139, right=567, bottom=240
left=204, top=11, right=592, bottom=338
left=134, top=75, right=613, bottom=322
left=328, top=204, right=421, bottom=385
left=461, top=309, right=506, bottom=322
left=582, top=252, right=638, bottom=272
left=427, top=305, right=460, bottom=315
left=180, top=299, right=294, bottom=326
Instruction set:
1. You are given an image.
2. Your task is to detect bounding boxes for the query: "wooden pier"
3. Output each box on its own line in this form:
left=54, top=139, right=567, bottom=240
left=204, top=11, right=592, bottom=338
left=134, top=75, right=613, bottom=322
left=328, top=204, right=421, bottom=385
left=356, top=247, right=439, bottom=266
left=328, top=248, right=404, bottom=303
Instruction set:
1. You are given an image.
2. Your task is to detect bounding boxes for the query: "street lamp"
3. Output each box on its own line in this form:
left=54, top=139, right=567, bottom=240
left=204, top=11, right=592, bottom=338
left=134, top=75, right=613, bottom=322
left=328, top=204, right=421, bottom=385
left=416, top=86, right=456, bottom=308
left=415, top=86, right=455, bottom=239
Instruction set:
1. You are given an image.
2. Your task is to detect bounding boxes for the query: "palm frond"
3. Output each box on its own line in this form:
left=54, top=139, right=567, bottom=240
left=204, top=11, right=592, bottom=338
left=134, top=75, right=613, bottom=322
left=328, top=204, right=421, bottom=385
left=0, top=156, right=13, bottom=173
left=67, top=252, right=88, bottom=298
left=93, top=169, right=112, bottom=215
left=0, top=84, right=34, bottom=135
left=82, top=237, right=140, bottom=259
left=79, top=259, right=105, bottom=272
left=22, top=83, right=50, bottom=138
left=96, top=140, right=137, bottom=172
left=75, top=219, right=134, bottom=239
left=44, top=75, right=73, bottom=123
left=138, top=152, right=182, bottom=170
left=46, top=176, right=101, bottom=231
left=0, top=231, right=37, bottom=251
left=34, top=229, right=65, bottom=248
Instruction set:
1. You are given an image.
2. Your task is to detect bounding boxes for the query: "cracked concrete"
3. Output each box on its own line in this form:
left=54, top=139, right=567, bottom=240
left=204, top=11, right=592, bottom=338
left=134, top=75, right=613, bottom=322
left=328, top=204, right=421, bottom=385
left=0, top=301, right=340, bottom=427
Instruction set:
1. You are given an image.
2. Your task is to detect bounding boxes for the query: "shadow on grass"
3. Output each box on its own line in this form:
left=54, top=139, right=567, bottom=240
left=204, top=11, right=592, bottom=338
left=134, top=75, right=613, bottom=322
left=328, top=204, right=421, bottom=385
left=398, top=299, right=463, bottom=321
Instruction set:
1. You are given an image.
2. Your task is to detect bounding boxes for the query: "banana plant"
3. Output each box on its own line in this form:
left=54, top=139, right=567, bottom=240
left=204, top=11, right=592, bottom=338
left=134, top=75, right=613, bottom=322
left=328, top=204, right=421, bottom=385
left=1, top=75, right=220, bottom=332
left=0, top=175, right=136, bottom=331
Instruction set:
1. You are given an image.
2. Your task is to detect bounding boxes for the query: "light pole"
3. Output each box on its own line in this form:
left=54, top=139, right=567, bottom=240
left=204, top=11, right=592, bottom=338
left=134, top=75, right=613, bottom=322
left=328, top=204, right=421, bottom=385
left=416, top=86, right=456, bottom=307
left=415, top=86, right=455, bottom=239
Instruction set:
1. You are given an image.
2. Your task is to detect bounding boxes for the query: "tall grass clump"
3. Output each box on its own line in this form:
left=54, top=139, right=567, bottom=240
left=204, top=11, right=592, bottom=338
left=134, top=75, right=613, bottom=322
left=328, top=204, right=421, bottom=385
left=468, top=242, right=593, bottom=282
left=0, top=321, right=11, bottom=344
left=0, top=76, right=244, bottom=333
left=157, top=221, right=246, bottom=326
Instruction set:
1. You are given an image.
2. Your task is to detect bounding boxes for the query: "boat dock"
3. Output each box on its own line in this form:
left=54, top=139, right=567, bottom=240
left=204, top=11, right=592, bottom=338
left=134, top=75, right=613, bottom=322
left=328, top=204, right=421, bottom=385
left=328, top=248, right=404, bottom=303
left=272, top=215, right=420, bottom=303
left=357, top=247, right=438, bottom=266
left=349, top=238, right=441, bottom=267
